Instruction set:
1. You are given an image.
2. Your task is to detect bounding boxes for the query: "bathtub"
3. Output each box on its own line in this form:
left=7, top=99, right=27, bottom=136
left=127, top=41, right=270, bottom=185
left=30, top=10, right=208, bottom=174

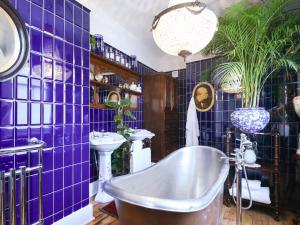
left=103, top=146, right=229, bottom=225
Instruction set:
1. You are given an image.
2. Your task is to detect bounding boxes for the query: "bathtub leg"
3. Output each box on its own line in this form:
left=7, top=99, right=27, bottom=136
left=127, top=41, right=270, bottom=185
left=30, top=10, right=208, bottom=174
left=95, top=151, right=114, bottom=203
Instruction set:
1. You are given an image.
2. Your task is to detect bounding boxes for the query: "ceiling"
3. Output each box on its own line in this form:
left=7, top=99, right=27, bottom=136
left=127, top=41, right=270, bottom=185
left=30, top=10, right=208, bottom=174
left=77, top=0, right=258, bottom=71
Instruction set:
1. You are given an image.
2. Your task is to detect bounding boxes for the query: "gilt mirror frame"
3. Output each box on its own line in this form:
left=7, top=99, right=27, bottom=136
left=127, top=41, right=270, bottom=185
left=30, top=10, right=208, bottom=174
left=0, top=0, right=29, bottom=81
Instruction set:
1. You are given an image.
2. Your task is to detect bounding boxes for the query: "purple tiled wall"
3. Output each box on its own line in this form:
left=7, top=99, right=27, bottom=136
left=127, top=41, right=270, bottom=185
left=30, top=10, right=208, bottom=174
left=0, top=0, right=90, bottom=224
left=89, top=62, right=155, bottom=182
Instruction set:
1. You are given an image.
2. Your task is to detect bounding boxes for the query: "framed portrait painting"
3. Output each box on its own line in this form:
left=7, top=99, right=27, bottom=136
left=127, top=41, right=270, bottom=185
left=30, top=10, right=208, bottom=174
left=192, top=82, right=215, bottom=112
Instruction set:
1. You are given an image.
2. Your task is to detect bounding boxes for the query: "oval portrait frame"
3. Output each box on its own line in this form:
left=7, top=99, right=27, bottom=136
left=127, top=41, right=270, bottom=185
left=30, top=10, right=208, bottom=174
left=192, top=82, right=215, bottom=112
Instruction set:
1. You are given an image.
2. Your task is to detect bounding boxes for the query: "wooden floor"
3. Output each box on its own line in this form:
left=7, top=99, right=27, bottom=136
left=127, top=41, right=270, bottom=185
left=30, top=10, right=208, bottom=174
left=87, top=201, right=296, bottom=225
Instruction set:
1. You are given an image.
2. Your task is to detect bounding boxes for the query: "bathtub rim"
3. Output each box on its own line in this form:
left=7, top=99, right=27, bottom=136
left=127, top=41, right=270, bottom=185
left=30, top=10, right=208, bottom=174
left=103, top=145, right=229, bottom=213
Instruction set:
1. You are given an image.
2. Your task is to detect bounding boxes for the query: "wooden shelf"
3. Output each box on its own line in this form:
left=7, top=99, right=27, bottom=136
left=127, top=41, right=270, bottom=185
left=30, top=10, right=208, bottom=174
left=90, top=53, right=140, bottom=82
left=90, top=103, right=107, bottom=109
left=90, top=80, right=142, bottom=96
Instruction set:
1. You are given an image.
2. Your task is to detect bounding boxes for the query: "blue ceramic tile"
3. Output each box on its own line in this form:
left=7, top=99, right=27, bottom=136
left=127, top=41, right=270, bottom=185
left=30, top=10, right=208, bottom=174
left=73, top=183, right=81, bottom=204
left=82, top=31, right=89, bottom=50
left=82, top=87, right=89, bottom=105
left=43, top=81, right=54, bottom=102
left=55, top=82, right=64, bottom=103
left=16, top=102, right=28, bottom=125
left=0, top=154, right=14, bottom=171
left=81, top=180, right=89, bottom=200
left=74, top=105, right=81, bottom=123
left=55, top=61, right=64, bottom=81
left=64, top=125, right=73, bottom=145
left=65, top=84, right=73, bottom=104
left=30, top=127, right=41, bottom=140
left=15, top=151, right=28, bottom=167
left=43, top=33, right=53, bottom=58
left=74, top=26, right=81, bottom=46
left=0, top=79, right=14, bottom=99
left=55, top=104, right=64, bottom=124
left=65, top=104, right=73, bottom=124
left=74, top=86, right=81, bottom=105
left=54, top=211, right=63, bottom=223
left=15, top=76, right=28, bottom=101
left=31, top=29, right=43, bottom=53
left=43, top=103, right=53, bottom=124
left=32, top=0, right=43, bottom=7
left=82, top=50, right=89, bottom=68
left=74, top=66, right=81, bottom=85
left=29, top=198, right=39, bottom=223
left=82, top=68, right=89, bottom=86
left=63, top=186, right=73, bottom=210
left=54, top=125, right=64, bottom=146
left=81, top=143, right=89, bottom=162
left=17, top=0, right=30, bottom=24
left=54, top=38, right=64, bottom=61
left=64, top=43, right=73, bottom=63
left=82, top=10, right=89, bottom=31
left=64, top=166, right=72, bottom=187
left=44, top=11, right=54, bottom=34
left=43, top=149, right=53, bottom=172
left=54, top=147, right=63, bottom=168
left=31, top=53, right=42, bottom=77
left=44, top=0, right=54, bottom=12
left=30, top=103, right=41, bottom=125
left=55, top=0, right=64, bottom=18
left=81, top=162, right=89, bottom=181
left=74, top=5, right=82, bottom=27
left=44, top=58, right=53, bottom=79
left=55, top=16, right=64, bottom=38
left=31, top=4, right=43, bottom=29
left=43, top=193, right=54, bottom=218
left=65, top=63, right=73, bottom=84
left=74, top=47, right=81, bottom=66
left=73, top=124, right=81, bottom=144
left=15, top=127, right=28, bottom=146
left=54, top=168, right=63, bottom=191
left=65, top=1, right=73, bottom=23
left=54, top=190, right=63, bottom=212
left=65, top=21, right=73, bottom=43
left=43, top=171, right=53, bottom=194
left=73, top=145, right=81, bottom=164
left=42, top=126, right=53, bottom=147
left=30, top=78, right=42, bottom=101
left=82, top=106, right=89, bottom=124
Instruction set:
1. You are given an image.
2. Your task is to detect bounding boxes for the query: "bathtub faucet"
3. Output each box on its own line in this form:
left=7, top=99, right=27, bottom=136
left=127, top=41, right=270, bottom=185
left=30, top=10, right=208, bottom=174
left=222, top=133, right=253, bottom=225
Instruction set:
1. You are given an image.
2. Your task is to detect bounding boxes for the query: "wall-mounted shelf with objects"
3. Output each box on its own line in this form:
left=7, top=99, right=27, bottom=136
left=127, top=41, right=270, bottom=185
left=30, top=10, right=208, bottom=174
left=90, top=53, right=142, bottom=110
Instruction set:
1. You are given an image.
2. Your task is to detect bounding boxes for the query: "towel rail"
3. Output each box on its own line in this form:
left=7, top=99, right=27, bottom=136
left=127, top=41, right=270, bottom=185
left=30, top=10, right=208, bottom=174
left=0, top=139, right=45, bottom=225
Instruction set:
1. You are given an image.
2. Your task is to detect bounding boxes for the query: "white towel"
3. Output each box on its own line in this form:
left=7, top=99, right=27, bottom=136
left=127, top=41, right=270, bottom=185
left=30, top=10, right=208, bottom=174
left=229, top=186, right=271, bottom=204
left=185, top=97, right=199, bottom=146
left=241, top=179, right=261, bottom=190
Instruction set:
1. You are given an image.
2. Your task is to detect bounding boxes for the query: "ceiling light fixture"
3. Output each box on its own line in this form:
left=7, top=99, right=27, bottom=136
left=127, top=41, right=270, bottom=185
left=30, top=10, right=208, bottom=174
left=151, top=0, right=218, bottom=60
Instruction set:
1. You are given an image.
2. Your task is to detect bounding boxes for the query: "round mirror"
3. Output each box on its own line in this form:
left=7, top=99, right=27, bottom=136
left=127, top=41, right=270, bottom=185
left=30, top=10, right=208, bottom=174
left=0, top=0, right=29, bottom=81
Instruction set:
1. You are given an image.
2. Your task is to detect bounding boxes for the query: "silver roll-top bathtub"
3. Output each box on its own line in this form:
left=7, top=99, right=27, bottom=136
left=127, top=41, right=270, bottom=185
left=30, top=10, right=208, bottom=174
left=104, top=146, right=229, bottom=225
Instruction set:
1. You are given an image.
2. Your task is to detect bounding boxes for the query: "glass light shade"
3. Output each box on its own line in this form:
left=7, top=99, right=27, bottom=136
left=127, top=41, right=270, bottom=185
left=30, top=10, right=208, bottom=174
left=152, top=0, right=218, bottom=56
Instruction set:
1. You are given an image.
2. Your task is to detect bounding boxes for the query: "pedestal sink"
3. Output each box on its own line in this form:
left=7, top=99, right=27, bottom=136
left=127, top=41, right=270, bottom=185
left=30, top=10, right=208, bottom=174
left=90, top=131, right=126, bottom=203
left=129, top=129, right=155, bottom=141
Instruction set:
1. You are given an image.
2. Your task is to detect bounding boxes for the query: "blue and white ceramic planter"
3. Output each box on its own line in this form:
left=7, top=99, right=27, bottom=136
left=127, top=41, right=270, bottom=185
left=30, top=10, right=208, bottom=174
left=230, top=107, right=270, bottom=133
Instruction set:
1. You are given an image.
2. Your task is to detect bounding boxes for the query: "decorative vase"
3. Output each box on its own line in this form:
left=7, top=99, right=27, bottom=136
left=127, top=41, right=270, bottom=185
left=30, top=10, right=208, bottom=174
left=231, top=107, right=270, bottom=133
left=293, top=96, right=300, bottom=118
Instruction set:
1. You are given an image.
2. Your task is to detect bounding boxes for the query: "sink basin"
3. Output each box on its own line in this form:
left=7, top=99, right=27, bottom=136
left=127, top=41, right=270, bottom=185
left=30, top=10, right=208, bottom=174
left=90, top=132, right=126, bottom=152
left=129, top=129, right=155, bottom=141
left=89, top=131, right=126, bottom=203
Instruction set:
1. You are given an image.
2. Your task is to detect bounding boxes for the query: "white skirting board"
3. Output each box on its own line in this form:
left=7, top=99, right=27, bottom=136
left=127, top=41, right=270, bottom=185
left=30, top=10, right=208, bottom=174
left=90, top=180, right=98, bottom=197
left=53, top=204, right=94, bottom=225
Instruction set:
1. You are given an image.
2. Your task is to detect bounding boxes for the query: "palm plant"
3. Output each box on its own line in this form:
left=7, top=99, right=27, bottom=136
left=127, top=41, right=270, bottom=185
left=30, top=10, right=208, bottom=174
left=202, top=0, right=300, bottom=107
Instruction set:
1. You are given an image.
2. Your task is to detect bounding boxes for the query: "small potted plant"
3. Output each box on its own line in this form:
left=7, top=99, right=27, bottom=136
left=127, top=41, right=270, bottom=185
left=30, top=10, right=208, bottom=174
left=105, top=98, right=136, bottom=175
left=202, top=0, right=300, bottom=133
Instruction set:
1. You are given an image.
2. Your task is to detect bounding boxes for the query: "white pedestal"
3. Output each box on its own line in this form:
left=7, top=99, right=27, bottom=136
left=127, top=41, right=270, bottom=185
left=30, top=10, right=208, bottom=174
left=95, top=151, right=114, bottom=203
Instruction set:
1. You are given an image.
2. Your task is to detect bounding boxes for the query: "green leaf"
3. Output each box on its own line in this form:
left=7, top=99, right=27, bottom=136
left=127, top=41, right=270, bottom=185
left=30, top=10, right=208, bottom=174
left=124, top=110, right=136, bottom=120
left=105, top=101, right=119, bottom=109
